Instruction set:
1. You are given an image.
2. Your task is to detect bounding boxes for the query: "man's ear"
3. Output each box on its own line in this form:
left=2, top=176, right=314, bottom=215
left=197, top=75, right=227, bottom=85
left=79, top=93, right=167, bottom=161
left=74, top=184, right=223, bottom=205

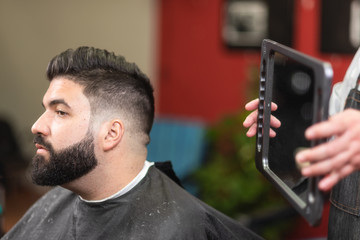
left=101, top=119, right=124, bottom=151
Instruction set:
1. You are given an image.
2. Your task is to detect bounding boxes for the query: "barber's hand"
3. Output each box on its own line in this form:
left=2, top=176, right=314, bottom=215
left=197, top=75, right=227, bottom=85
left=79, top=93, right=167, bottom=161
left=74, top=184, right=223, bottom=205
left=243, top=98, right=281, bottom=137
left=296, top=109, right=360, bottom=191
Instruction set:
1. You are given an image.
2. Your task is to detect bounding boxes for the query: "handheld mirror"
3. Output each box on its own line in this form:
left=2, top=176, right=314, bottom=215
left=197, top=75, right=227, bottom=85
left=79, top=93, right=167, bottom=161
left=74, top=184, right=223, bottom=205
left=255, top=39, right=333, bottom=226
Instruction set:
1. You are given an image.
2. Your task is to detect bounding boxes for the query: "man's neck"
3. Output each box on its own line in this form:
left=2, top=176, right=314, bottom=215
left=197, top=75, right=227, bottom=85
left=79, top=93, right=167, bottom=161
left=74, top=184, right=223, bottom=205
left=80, top=161, right=154, bottom=203
left=62, top=156, right=146, bottom=201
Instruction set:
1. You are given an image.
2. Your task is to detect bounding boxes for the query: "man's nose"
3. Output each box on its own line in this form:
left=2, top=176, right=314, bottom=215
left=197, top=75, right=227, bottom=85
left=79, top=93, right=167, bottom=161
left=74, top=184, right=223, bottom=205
left=31, top=113, right=50, bottom=136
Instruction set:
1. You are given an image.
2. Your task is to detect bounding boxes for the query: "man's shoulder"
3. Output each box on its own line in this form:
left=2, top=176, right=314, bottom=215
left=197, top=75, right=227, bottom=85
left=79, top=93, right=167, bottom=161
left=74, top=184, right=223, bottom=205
left=19, top=186, right=75, bottom=216
left=145, top=166, right=227, bottom=215
left=141, top=167, right=263, bottom=240
left=33, top=186, right=75, bottom=207
left=2, top=186, right=77, bottom=240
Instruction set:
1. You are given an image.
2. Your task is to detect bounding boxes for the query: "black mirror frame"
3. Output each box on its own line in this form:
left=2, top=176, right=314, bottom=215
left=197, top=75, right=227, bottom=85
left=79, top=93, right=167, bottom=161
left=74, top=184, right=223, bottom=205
left=255, top=39, right=333, bottom=226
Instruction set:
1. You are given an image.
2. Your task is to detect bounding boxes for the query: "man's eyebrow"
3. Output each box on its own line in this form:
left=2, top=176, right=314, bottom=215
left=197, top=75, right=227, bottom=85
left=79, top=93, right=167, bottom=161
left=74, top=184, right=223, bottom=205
left=42, top=99, right=71, bottom=109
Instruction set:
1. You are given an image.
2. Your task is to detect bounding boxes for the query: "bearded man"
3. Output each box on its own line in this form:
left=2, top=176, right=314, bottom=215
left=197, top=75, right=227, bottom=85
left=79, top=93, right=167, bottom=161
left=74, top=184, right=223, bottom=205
left=2, top=47, right=261, bottom=240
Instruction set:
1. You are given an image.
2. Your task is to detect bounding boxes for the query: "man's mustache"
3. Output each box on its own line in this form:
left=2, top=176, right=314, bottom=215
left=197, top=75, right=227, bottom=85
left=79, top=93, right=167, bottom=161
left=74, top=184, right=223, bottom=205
left=33, top=135, right=53, bottom=150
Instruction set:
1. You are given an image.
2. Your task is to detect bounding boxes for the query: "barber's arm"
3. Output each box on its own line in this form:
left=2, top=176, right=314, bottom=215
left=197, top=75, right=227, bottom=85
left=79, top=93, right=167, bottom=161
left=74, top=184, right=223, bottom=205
left=296, top=109, right=360, bottom=191
left=243, top=98, right=281, bottom=137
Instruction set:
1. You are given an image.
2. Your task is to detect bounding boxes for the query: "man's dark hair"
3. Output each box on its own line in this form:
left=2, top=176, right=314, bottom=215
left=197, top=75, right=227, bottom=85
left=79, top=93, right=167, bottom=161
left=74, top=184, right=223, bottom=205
left=46, top=47, right=154, bottom=144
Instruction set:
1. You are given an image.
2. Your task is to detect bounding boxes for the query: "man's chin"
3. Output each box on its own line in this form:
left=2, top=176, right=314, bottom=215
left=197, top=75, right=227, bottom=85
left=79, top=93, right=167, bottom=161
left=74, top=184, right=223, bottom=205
left=33, top=153, right=50, bottom=162
left=31, top=132, right=97, bottom=186
left=31, top=155, right=56, bottom=186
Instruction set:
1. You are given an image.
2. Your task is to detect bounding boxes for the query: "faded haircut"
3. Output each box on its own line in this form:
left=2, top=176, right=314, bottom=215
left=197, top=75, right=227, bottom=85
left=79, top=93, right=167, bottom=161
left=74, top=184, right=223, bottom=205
left=46, top=47, right=155, bottom=144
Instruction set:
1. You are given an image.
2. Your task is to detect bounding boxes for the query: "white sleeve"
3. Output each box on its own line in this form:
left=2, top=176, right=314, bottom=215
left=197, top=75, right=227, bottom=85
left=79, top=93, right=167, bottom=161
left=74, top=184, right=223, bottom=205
left=328, top=47, right=360, bottom=116
left=329, top=82, right=345, bottom=116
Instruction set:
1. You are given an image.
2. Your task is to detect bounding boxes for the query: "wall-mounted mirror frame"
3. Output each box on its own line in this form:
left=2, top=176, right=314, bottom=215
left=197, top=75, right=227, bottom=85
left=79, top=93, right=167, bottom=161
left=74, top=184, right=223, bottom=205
left=255, top=39, right=333, bottom=226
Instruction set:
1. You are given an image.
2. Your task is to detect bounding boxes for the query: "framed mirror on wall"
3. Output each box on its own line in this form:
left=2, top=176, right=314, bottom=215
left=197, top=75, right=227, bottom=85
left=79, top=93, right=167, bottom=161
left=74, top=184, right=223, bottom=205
left=255, top=39, right=333, bottom=226
left=222, top=0, right=294, bottom=49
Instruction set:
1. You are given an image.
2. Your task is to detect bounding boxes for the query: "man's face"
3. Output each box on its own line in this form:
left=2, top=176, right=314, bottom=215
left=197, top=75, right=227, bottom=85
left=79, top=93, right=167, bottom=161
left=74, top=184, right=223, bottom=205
left=31, top=77, right=97, bottom=186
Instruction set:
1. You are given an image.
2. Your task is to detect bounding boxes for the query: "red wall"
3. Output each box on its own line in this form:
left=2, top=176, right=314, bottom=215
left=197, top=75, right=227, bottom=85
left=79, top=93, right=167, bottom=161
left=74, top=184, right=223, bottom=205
left=157, top=0, right=354, bottom=123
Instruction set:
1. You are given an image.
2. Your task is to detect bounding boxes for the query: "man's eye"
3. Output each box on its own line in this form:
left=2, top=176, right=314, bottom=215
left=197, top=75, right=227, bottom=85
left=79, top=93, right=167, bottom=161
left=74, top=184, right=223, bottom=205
left=56, top=110, right=68, bottom=116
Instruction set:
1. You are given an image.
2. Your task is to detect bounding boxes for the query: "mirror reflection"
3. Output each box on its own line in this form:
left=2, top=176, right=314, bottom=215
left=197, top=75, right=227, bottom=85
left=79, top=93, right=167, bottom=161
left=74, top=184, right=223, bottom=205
left=268, top=51, right=315, bottom=201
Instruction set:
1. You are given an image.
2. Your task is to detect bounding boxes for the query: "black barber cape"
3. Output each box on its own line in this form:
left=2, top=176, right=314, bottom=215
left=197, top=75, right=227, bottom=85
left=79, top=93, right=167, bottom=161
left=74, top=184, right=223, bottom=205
left=2, top=166, right=262, bottom=240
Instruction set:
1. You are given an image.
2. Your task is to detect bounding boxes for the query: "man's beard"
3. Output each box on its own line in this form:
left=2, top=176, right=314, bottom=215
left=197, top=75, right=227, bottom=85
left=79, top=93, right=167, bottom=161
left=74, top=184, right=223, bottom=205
left=31, top=132, right=98, bottom=186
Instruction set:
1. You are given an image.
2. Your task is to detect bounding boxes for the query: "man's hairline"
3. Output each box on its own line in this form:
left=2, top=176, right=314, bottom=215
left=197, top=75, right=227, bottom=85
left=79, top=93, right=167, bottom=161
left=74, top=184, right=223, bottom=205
left=48, top=75, right=128, bottom=132
left=48, top=75, right=149, bottom=146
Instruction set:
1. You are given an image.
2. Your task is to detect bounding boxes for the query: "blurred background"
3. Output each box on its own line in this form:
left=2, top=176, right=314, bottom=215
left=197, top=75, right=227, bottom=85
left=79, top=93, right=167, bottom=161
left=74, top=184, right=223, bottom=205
left=0, top=0, right=359, bottom=239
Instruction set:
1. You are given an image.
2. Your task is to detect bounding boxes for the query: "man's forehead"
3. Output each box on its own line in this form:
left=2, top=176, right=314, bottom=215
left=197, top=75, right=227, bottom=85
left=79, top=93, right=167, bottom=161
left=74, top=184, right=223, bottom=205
left=48, top=77, right=84, bottom=92
left=42, top=77, right=87, bottom=107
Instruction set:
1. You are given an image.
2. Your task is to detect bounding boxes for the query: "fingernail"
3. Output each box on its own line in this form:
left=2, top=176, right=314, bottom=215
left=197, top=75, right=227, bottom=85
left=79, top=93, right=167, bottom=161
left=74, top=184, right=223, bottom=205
left=305, top=129, right=314, bottom=138
left=296, top=160, right=310, bottom=170
left=302, top=167, right=310, bottom=175
left=296, top=153, right=304, bottom=162
left=295, top=147, right=307, bottom=162
left=318, top=181, right=326, bottom=190
left=318, top=179, right=331, bottom=191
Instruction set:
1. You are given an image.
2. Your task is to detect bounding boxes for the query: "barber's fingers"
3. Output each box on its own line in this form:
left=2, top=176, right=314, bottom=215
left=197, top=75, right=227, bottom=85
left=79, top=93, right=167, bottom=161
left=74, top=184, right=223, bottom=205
left=297, top=132, right=351, bottom=163
left=245, top=98, right=260, bottom=111
left=246, top=124, right=257, bottom=137
left=305, top=109, right=360, bottom=140
left=244, top=99, right=280, bottom=138
left=270, top=102, right=278, bottom=111
left=243, top=110, right=259, bottom=128
left=246, top=124, right=278, bottom=138
left=245, top=98, right=278, bottom=112
left=301, top=146, right=352, bottom=176
left=318, top=164, right=355, bottom=191
left=300, top=152, right=355, bottom=191
left=299, top=139, right=360, bottom=190
left=305, top=120, right=344, bottom=140
left=243, top=110, right=281, bottom=129
left=244, top=117, right=281, bottom=138
left=269, top=128, right=278, bottom=138
left=270, top=115, right=281, bottom=129
left=244, top=98, right=280, bottom=128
